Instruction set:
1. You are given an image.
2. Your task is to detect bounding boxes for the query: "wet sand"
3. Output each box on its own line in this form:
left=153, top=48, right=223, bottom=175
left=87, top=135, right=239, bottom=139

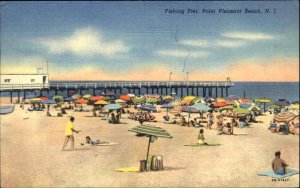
left=1, top=99, right=299, bottom=187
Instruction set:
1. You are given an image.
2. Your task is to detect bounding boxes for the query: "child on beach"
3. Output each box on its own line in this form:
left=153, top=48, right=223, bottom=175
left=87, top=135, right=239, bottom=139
left=81, top=136, right=101, bottom=145
left=198, top=129, right=208, bottom=145
left=272, top=151, right=288, bottom=175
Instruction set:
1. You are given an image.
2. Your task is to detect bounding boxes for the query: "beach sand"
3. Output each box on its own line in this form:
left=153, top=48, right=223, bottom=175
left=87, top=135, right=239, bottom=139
left=1, top=100, right=299, bottom=187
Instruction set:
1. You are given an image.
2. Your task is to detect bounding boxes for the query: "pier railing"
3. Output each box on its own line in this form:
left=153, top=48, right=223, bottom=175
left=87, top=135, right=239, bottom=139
left=0, top=81, right=234, bottom=91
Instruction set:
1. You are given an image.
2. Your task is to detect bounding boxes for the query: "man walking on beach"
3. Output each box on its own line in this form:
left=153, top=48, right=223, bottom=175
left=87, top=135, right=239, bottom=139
left=62, top=116, right=81, bottom=151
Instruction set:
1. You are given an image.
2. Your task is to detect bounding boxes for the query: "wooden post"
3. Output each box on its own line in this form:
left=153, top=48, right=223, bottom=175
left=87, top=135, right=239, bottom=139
left=215, top=87, right=218, bottom=98
left=197, top=87, right=199, bottom=96
left=10, top=91, right=13, bottom=103
left=17, top=91, right=20, bottom=103
left=146, top=136, right=152, bottom=161
left=226, top=87, right=228, bottom=97
left=221, top=87, right=224, bottom=97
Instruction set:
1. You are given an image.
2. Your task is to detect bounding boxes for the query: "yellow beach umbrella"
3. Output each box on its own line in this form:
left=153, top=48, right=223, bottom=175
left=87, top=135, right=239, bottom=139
left=95, top=100, right=109, bottom=105
left=216, top=98, right=225, bottom=103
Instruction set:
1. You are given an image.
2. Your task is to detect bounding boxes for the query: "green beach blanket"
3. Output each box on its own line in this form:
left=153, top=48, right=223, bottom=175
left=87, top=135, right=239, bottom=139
left=184, top=143, right=221, bottom=147
left=257, top=168, right=299, bottom=179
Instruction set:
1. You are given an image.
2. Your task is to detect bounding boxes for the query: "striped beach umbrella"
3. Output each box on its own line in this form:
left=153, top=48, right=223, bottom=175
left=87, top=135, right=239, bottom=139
left=274, top=111, right=296, bottom=122
left=132, top=96, right=146, bottom=103
left=129, top=125, right=172, bottom=160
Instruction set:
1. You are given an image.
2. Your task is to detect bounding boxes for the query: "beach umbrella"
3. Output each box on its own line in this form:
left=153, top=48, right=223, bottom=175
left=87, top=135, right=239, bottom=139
left=239, top=103, right=251, bottom=109
left=75, top=99, right=88, bottom=104
left=205, top=97, right=215, bottom=103
left=248, top=106, right=261, bottom=112
left=127, top=93, right=135, bottom=98
left=103, top=103, right=121, bottom=111
left=115, top=99, right=126, bottom=103
left=274, top=111, right=296, bottom=122
left=163, top=95, right=173, bottom=99
left=258, top=97, right=272, bottom=112
left=39, top=96, right=48, bottom=101
left=161, top=98, right=173, bottom=104
left=219, top=105, right=234, bottom=111
left=226, top=95, right=240, bottom=101
left=268, top=104, right=281, bottom=109
left=233, top=107, right=250, bottom=114
left=71, top=94, right=81, bottom=99
left=290, top=104, right=299, bottom=110
left=192, top=103, right=211, bottom=112
left=194, top=98, right=206, bottom=104
left=53, top=95, right=64, bottom=100
left=129, top=125, right=172, bottom=161
left=82, top=94, right=92, bottom=99
left=29, top=98, right=42, bottom=103
left=120, top=95, right=131, bottom=101
left=132, top=96, right=146, bottom=103
left=182, top=106, right=199, bottom=122
left=253, top=98, right=261, bottom=103
left=275, top=101, right=291, bottom=107
left=183, top=96, right=197, bottom=101
left=241, top=98, right=250, bottom=103
left=146, top=98, right=159, bottom=104
left=90, top=95, right=104, bottom=101
left=140, top=105, right=157, bottom=112
left=95, top=100, right=109, bottom=105
left=146, top=94, right=161, bottom=99
left=161, top=103, right=174, bottom=116
left=214, top=102, right=227, bottom=108
left=216, top=98, right=226, bottom=103
left=234, top=100, right=240, bottom=107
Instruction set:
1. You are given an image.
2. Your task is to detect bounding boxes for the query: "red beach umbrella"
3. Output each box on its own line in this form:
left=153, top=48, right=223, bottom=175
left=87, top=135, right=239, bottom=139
left=274, top=111, right=296, bottom=123
left=214, top=102, right=228, bottom=108
left=75, top=99, right=88, bottom=104
left=120, top=95, right=131, bottom=101
left=90, top=96, right=105, bottom=101
left=39, top=96, right=48, bottom=101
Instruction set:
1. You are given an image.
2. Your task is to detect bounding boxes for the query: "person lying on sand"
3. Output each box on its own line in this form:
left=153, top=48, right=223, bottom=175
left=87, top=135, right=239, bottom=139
left=81, top=136, right=109, bottom=145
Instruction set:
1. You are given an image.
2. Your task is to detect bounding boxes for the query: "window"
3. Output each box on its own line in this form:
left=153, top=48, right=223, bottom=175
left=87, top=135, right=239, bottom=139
left=31, top=79, right=35, bottom=83
left=4, top=79, right=11, bottom=83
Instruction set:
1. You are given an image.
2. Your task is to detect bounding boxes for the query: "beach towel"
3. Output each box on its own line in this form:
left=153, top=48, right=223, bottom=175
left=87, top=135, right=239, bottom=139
left=184, top=143, right=221, bottom=147
left=115, top=167, right=139, bottom=172
left=257, top=168, right=299, bottom=178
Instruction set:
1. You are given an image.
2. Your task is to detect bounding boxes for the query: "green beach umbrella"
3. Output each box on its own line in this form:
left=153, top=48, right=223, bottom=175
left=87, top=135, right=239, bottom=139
left=268, top=104, right=281, bottom=109
left=233, top=107, right=250, bottom=114
left=248, top=106, right=261, bottom=112
left=146, top=98, right=159, bottom=104
left=71, top=94, right=81, bottom=99
left=258, top=97, right=272, bottom=112
left=129, top=125, right=172, bottom=160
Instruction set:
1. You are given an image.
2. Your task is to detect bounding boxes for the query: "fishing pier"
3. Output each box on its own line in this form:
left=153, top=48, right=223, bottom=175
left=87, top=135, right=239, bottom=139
left=0, top=81, right=234, bottom=103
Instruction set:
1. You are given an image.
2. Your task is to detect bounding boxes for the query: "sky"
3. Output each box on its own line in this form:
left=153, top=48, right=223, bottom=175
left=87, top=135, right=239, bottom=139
left=1, top=1, right=299, bottom=81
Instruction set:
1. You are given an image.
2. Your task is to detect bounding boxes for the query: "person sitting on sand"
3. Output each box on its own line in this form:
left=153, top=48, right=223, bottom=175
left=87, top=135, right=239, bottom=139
left=219, top=123, right=233, bottom=135
left=178, top=116, right=187, bottom=126
left=189, top=120, right=195, bottom=127
left=272, top=151, right=288, bottom=175
left=109, top=113, right=117, bottom=123
left=231, top=118, right=239, bottom=127
left=198, top=129, right=208, bottom=145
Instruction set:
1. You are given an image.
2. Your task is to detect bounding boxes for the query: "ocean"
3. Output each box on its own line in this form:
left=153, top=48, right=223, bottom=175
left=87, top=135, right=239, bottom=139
left=1, top=82, right=299, bottom=102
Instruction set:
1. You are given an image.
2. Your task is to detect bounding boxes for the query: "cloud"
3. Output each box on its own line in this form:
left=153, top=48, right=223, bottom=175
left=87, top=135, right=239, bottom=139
left=215, top=40, right=246, bottom=47
left=178, top=39, right=209, bottom=47
left=222, top=32, right=275, bottom=41
left=155, top=50, right=209, bottom=58
left=36, top=27, right=129, bottom=56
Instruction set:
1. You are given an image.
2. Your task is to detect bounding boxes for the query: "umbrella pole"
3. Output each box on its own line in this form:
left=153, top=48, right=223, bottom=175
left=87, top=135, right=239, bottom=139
left=167, top=108, right=169, bottom=116
left=146, top=136, right=151, bottom=161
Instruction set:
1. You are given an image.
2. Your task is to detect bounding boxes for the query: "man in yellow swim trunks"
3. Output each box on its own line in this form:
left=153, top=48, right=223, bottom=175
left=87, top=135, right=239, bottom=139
left=62, top=116, right=81, bottom=151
